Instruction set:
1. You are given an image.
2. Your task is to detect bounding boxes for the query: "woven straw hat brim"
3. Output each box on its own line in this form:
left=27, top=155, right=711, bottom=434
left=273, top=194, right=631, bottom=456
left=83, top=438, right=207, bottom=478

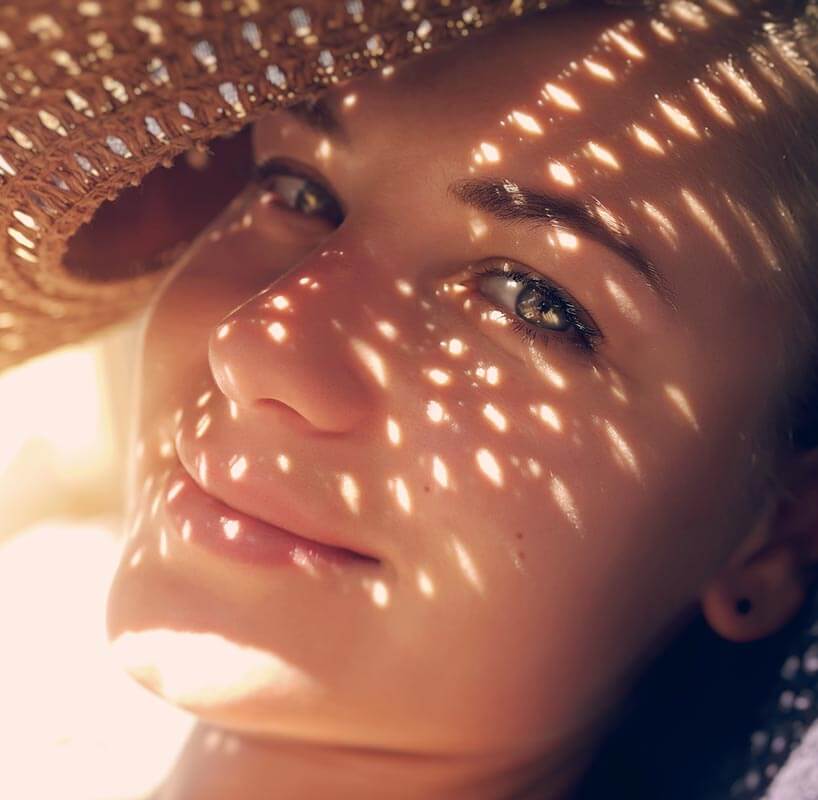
left=0, top=0, right=597, bottom=371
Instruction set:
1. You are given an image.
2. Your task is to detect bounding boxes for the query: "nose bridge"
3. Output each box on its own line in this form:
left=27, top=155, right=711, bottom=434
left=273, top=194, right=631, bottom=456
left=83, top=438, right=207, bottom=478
left=207, top=244, right=387, bottom=433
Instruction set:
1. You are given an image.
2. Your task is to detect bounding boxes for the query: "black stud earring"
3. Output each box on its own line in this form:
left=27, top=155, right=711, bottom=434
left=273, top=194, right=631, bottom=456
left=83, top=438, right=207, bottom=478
left=736, top=597, right=752, bottom=615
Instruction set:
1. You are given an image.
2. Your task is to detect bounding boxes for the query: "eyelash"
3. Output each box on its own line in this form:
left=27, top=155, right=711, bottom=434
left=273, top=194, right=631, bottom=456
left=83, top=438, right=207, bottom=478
left=468, top=264, right=603, bottom=354
left=250, top=158, right=344, bottom=226
left=251, top=161, right=603, bottom=354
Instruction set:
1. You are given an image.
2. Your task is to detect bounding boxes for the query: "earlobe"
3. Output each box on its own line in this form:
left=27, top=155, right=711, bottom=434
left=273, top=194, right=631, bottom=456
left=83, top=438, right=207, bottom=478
left=700, top=545, right=807, bottom=644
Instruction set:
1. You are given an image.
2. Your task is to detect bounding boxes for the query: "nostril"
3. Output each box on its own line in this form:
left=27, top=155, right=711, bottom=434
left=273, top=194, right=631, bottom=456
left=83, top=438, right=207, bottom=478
left=256, top=398, right=322, bottom=433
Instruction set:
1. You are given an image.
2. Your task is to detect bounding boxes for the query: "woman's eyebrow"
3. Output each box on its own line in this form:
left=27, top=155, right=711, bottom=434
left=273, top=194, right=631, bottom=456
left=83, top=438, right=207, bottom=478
left=449, top=178, right=678, bottom=311
left=285, top=96, right=350, bottom=143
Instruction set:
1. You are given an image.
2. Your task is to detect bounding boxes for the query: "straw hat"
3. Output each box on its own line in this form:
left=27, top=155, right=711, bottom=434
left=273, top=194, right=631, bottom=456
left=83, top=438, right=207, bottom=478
left=0, top=0, right=641, bottom=372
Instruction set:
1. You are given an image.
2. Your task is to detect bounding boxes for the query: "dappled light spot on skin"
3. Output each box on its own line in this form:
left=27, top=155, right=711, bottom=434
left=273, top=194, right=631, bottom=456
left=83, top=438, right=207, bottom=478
left=167, top=480, right=185, bottom=502
left=550, top=476, right=582, bottom=532
left=664, top=384, right=700, bottom=431
left=267, top=295, right=290, bottom=311
left=425, top=367, right=451, bottom=386
left=450, top=537, right=483, bottom=594
left=222, top=519, right=240, bottom=541
left=173, top=408, right=184, bottom=426
left=297, top=276, right=312, bottom=286
left=509, top=110, right=543, bottom=136
left=395, top=278, right=413, bottom=297
left=483, top=403, right=508, bottom=432
left=483, top=307, right=512, bottom=331
left=159, top=439, right=174, bottom=459
left=476, top=447, right=503, bottom=487
left=604, top=277, right=642, bottom=325
left=442, top=337, right=466, bottom=357
left=195, top=413, right=211, bottom=438
left=468, top=216, right=488, bottom=241
left=290, top=548, right=320, bottom=577
left=657, top=98, right=701, bottom=138
left=681, top=189, right=738, bottom=265
left=376, top=320, right=398, bottom=341
left=586, top=140, right=620, bottom=171
left=716, top=59, right=766, bottom=111
left=432, top=455, right=449, bottom=488
left=196, top=389, right=213, bottom=408
left=583, top=57, right=615, bottom=82
left=554, top=229, right=578, bottom=250
left=668, top=1, right=710, bottom=31
left=342, top=92, right=357, bottom=108
left=417, top=570, right=435, bottom=597
left=196, top=452, right=208, bottom=484
left=638, top=200, right=679, bottom=247
left=527, top=458, right=543, bottom=479
left=531, top=403, right=562, bottom=433
left=603, top=368, right=629, bottom=404
left=389, top=476, right=412, bottom=513
left=692, top=79, right=735, bottom=125
left=350, top=338, right=388, bottom=387
left=159, top=527, right=169, bottom=558
left=475, top=364, right=501, bottom=386
left=276, top=454, right=291, bottom=473
left=228, top=454, right=248, bottom=480
left=315, top=138, right=332, bottom=161
left=129, top=547, right=144, bottom=569
left=109, top=629, right=319, bottom=708
left=601, top=419, right=641, bottom=479
left=705, top=0, right=739, bottom=16
left=387, top=417, right=402, bottom=445
left=474, top=142, right=501, bottom=165
left=722, top=193, right=781, bottom=272
left=650, top=18, right=677, bottom=42
left=267, top=321, right=288, bottom=343
left=605, top=28, right=646, bottom=61
left=339, top=473, right=360, bottom=514
left=368, top=579, right=390, bottom=608
left=426, top=400, right=447, bottom=424
left=531, top=351, right=567, bottom=390
left=181, top=520, right=192, bottom=542
left=542, top=82, right=580, bottom=112
left=128, top=509, right=144, bottom=540
left=228, top=400, right=239, bottom=420
left=548, top=160, right=577, bottom=187
left=631, top=123, right=665, bottom=155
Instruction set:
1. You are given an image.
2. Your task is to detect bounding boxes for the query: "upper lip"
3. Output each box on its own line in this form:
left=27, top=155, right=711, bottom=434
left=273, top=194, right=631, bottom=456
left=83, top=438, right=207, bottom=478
left=175, top=433, right=380, bottom=563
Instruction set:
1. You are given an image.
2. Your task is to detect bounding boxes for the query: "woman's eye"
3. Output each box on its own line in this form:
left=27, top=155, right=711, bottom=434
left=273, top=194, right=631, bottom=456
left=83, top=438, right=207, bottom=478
left=251, top=159, right=344, bottom=227
left=467, top=263, right=603, bottom=354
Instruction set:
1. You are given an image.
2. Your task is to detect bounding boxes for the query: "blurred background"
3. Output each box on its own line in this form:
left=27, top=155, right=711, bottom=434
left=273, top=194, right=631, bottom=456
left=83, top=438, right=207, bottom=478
left=0, top=315, right=195, bottom=800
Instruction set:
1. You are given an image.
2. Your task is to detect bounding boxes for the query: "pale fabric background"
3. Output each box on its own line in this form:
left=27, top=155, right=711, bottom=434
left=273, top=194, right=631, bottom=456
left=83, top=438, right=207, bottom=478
left=0, top=316, right=194, bottom=800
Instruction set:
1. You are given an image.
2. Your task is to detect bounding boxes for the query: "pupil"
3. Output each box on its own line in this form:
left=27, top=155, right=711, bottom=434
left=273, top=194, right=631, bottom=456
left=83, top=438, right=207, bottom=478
left=298, top=187, right=322, bottom=214
left=517, top=285, right=569, bottom=331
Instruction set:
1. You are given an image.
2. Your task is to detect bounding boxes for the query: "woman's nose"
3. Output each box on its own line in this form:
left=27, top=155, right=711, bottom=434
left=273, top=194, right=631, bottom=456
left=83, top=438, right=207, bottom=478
left=207, top=250, right=378, bottom=434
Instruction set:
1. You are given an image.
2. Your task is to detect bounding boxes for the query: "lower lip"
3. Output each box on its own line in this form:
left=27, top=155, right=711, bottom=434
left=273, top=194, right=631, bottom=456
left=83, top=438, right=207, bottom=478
left=161, top=463, right=375, bottom=570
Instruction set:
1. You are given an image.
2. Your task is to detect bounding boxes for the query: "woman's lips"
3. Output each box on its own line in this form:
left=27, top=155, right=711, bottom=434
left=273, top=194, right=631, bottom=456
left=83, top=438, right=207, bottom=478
left=161, top=462, right=378, bottom=570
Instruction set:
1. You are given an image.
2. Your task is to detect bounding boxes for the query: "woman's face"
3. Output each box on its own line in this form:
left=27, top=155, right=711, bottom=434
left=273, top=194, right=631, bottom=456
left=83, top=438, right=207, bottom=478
left=107, top=2, right=807, bottom=770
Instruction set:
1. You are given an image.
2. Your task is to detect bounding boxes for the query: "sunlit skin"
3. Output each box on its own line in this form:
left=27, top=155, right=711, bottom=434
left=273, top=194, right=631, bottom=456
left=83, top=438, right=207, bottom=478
left=106, top=4, right=818, bottom=800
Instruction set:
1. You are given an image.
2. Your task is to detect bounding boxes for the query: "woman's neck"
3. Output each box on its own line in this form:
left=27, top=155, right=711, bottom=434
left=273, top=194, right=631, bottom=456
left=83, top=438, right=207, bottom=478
left=151, top=721, right=595, bottom=800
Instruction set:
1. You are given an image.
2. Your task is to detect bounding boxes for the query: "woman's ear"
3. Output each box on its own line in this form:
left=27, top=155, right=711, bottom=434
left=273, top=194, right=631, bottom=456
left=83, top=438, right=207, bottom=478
left=700, top=450, right=818, bottom=644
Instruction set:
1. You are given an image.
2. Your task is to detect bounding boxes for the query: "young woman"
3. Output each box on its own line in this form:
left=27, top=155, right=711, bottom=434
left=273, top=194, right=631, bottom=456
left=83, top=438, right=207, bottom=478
left=4, top=1, right=818, bottom=798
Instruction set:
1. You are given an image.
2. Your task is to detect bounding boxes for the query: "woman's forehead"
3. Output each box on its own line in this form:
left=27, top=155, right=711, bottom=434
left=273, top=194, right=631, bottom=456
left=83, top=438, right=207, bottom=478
left=260, top=5, right=811, bottom=296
